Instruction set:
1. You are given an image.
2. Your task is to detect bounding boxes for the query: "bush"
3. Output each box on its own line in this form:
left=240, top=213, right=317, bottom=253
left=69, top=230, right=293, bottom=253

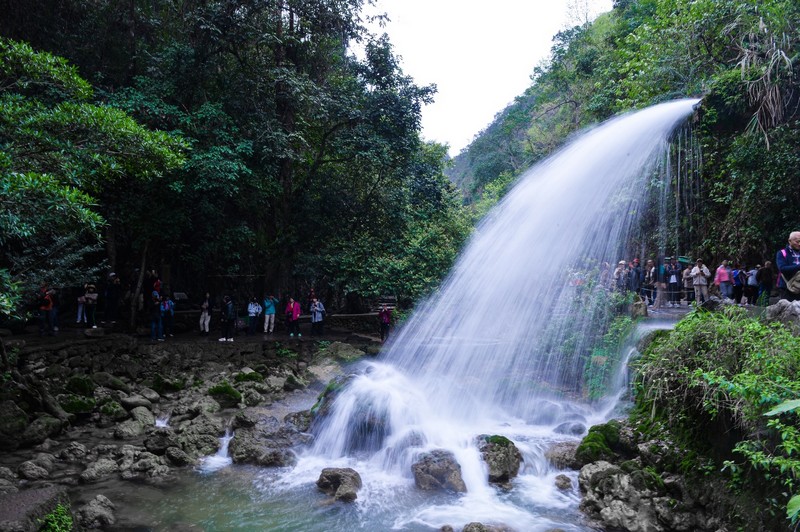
left=38, top=503, right=72, bottom=531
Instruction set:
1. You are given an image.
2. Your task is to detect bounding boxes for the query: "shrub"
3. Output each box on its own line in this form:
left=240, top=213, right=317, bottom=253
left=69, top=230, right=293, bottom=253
left=38, top=503, right=72, bottom=531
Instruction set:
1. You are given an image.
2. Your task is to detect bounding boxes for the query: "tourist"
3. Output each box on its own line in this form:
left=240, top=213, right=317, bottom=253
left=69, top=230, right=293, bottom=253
left=75, top=286, right=87, bottom=324
left=84, top=283, right=99, bottom=328
left=713, top=260, right=733, bottom=300
left=776, top=231, right=800, bottom=302
left=745, top=264, right=759, bottom=305
left=219, top=295, right=235, bottom=342
left=731, top=263, right=745, bottom=305
left=247, top=296, right=262, bottom=335
left=150, top=291, right=163, bottom=342
left=161, top=293, right=175, bottom=337
left=691, top=259, right=711, bottom=304
left=309, top=297, right=326, bottom=336
left=48, top=287, right=59, bottom=332
left=262, top=294, right=279, bottom=334
left=629, top=258, right=643, bottom=295
left=682, top=263, right=694, bottom=305
left=756, top=261, right=774, bottom=306
left=150, top=270, right=162, bottom=295
left=642, top=259, right=656, bottom=305
left=104, top=273, right=120, bottom=324
left=285, top=297, right=302, bottom=337
left=378, top=304, right=392, bottom=342
left=613, top=260, right=628, bottom=291
left=199, top=292, right=213, bottom=335
left=665, top=257, right=681, bottom=307
left=37, top=284, right=54, bottom=336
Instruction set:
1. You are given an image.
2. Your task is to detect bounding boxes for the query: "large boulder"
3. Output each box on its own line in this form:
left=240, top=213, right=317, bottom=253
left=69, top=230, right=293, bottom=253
left=229, top=416, right=311, bottom=467
left=766, top=299, right=800, bottom=334
left=0, top=401, right=29, bottom=451
left=176, top=414, right=224, bottom=458
left=316, top=467, right=362, bottom=502
left=476, top=435, right=522, bottom=485
left=144, top=427, right=180, bottom=455
left=79, top=458, right=119, bottom=484
left=411, top=449, right=467, bottom=493
left=75, top=494, right=115, bottom=529
left=20, top=414, right=63, bottom=446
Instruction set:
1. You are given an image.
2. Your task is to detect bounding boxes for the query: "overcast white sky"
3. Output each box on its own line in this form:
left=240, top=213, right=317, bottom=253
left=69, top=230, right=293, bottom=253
left=366, top=0, right=613, bottom=156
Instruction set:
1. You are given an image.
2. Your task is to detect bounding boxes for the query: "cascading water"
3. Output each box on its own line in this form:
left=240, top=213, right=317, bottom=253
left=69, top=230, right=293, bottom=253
left=128, top=99, right=700, bottom=531
left=287, top=99, right=701, bottom=530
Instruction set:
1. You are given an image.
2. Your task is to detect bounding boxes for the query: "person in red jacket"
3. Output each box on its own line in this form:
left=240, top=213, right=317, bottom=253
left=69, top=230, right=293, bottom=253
left=285, top=297, right=302, bottom=337
left=378, top=304, right=392, bottom=342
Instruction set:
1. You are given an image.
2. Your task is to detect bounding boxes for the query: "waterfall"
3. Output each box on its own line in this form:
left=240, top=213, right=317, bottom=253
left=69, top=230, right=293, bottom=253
left=292, top=99, right=700, bottom=530
left=199, top=429, right=234, bottom=473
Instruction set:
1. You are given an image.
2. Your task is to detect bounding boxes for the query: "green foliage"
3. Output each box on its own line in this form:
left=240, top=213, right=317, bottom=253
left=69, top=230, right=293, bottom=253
left=635, top=307, right=800, bottom=527
left=38, top=503, right=73, bottom=532
left=482, top=435, right=513, bottom=447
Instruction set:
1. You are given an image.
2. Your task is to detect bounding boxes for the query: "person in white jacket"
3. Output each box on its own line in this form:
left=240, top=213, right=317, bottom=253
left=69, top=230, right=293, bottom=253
left=247, top=297, right=262, bottom=335
left=691, top=259, right=711, bottom=304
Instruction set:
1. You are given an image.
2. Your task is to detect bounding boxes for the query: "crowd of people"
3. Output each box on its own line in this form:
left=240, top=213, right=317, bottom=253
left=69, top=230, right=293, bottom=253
left=608, top=231, right=800, bottom=308
left=34, top=268, right=395, bottom=343
left=36, top=232, right=798, bottom=339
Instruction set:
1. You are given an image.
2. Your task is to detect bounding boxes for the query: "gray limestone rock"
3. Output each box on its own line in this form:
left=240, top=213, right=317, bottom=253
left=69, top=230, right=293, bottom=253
left=316, top=467, right=362, bottom=502
left=411, top=449, right=467, bottom=493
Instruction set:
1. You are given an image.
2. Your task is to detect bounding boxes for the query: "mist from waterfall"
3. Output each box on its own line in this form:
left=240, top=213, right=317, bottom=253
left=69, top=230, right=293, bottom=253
left=290, top=99, right=700, bottom=531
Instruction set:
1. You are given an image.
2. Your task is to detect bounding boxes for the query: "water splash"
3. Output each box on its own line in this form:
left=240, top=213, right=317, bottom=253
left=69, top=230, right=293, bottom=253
left=198, top=429, right=234, bottom=473
left=155, top=414, right=171, bottom=428
left=295, top=99, right=699, bottom=530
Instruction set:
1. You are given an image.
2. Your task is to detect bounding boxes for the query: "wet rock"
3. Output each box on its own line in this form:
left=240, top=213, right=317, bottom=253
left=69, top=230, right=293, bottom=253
left=59, top=441, right=89, bottom=462
left=0, top=485, right=69, bottom=532
left=0, top=467, right=16, bottom=482
left=130, top=405, right=155, bottom=426
left=91, top=372, right=131, bottom=392
left=76, top=494, right=115, bottom=529
left=176, top=414, right=224, bottom=458
left=0, top=401, right=29, bottom=451
left=553, top=422, right=586, bottom=436
left=462, top=523, right=513, bottom=532
left=20, top=414, right=63, bottom=446
left=325, top=342, right=365, bottom=361
left=165, top=446, right=194, bottom=466
left=477, top=435, right=522, bottom=484
left=120, top=394, right=153, bottom=410
left=114, top=418, right=145, bottom=439
left=0, top=478, right=18, bottom=495
left=80, top=458, right=119, bottom=483
left=544, top=441, right=580, bottom=470
left=144, top=427, right=180, bottom=454
left=555, top=474, right=572, bottom=490
left=242, top=388, right=264, bottom=407
left=411, top=449, right=467, bottom=493
left=316, top=467, right=362, bottom=502
left=17, top=460, right=49, bottom=480
left=284, top=410, right=312, bottom=432
left=283, top=374, right=307, bottom=392
left=139, top=387, right=161, bottom=403
left=229, top=416, right=310, bottom=467
left=231, top=412, right=257, bottom=429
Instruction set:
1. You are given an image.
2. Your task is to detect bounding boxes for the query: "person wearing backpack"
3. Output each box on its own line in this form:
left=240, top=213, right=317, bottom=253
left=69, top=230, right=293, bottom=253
left=161, top=293, right=175, bottom=337
left=776, top=231, right=800, bottom=301
left=219, top=295, right=235, bottom=342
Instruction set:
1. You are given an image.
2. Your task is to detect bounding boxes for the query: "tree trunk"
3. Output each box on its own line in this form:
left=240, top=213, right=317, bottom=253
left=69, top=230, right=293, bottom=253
left=129, top=240, right=148, bottom=329
left=0, top=337, right=9, bottom=372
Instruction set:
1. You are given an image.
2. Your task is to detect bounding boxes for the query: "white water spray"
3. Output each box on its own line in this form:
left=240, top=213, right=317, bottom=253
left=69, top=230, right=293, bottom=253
left=293, top=100, right=699, bottom=530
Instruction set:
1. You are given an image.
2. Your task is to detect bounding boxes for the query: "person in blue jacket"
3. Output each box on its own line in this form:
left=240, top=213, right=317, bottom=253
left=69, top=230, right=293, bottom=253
left=262, top=294, right=279, bottom=334
left=776, top=231, right=800, bottom=301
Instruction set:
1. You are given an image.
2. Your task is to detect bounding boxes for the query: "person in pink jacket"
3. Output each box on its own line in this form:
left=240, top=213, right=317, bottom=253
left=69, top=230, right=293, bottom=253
left=713, top=260, right=733, bottom=300
left=285, top=297, right=302, bottom=337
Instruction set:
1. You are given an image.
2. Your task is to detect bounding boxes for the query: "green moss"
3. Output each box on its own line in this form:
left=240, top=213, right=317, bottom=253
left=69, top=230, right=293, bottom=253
left=65, top=375, right=95, bottom=396
left=587, top=419, right=621, bottom=447
left=99, top=400, right=127, bottom=420
left=575, top=431, right=614, bottom=464
left=151, top=373, right=185, bottom=394
left=483, top=434, right=513, bottom=447
left=234, top=371, right=264, bottom=383
left=208, top=381, right=242, bottom=405
left=59, top=394, right=95, bottom=414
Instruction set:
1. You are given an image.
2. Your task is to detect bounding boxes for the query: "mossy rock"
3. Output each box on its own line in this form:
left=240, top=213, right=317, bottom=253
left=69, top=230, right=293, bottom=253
left=234, top=371, right=264, bottom=383
left=208, top=382, right=242, bottom=408
left=65, top=375, right=96, bottom=397
left=151, top=373, right=185, bottom=394
left=481, top=434, right=513, bottom=447
left=99, top=400, right=128, bottom=421
left=59, top=394, right=96, bottom=415
left=575, top=432, right=614, bottom=465
left=587, top=419, right=621, bottom=448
